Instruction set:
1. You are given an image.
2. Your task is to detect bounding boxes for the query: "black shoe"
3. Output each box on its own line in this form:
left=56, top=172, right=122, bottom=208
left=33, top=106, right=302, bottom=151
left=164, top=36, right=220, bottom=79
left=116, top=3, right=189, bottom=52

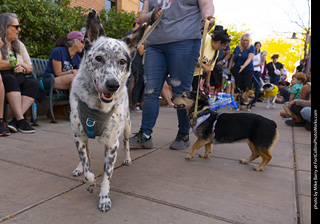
left=305, top=122, right=311, bottom=131
left=170, top=132, right=190, bottom=150
left=0, top=119, right=10, bottom=136
left=17, top=119, right=36, bottom=133
left=129, top=130, right=153, bottom=149
left=8, top=118, right=18, bottom=132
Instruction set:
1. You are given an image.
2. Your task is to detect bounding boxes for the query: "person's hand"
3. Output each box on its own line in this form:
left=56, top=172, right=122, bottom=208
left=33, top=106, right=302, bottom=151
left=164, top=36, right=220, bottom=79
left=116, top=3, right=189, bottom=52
left=239, top=65, right=245, bottom=73
left=150, top=8, right=162, bottom=24
left=14, top=64, right=25, bottom=74
left=201, top=16, right=215, bottom=31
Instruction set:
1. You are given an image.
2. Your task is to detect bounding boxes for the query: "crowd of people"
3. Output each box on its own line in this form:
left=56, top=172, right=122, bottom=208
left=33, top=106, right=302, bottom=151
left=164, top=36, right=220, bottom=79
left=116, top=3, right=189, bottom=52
left=0, top=1, right=311, bottom=141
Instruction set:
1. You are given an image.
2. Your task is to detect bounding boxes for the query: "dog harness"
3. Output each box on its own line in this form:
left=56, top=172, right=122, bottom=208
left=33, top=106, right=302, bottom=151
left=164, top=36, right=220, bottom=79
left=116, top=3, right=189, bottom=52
left=190, top=113, right=219, bottom=142
left=78, top=100, right=116, bottom=139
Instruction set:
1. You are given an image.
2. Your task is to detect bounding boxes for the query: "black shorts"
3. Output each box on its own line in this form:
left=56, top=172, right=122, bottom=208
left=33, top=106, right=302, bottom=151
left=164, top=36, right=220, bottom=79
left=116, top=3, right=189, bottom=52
left=291, top=103, right=304, bottom=116
left=0, top=70, right=39, bottom=99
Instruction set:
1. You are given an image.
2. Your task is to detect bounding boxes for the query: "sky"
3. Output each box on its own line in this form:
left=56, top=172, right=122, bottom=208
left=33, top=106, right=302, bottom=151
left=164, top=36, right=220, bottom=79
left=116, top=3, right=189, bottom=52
left=213, top=0, right=311, bottom=41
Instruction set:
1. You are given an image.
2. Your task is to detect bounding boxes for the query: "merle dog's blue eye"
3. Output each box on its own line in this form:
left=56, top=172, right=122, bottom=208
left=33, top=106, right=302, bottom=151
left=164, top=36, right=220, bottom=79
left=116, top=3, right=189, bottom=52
left=95, top=56, right=102, bottom=62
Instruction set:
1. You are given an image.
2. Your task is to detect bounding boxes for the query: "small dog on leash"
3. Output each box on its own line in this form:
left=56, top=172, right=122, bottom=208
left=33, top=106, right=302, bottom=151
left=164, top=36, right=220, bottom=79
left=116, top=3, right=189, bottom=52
left=69, top=9, right=146, bottom=212
left=234, top=88, right=255, bottom=111
left=172, top=91, right=278, bottom=171
left=260, top=78, right=279, bottom=109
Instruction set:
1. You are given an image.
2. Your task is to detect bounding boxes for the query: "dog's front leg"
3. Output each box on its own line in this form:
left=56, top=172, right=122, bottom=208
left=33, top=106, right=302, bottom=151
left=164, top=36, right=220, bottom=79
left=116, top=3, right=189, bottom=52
left=99, top=141, right=119, bottom=212
left=74, top=135, right=96, bottom=193
left=122, top=111, right=132, bottom=166
left=266, top=97, right=270, bottom=109
left=199, top=142, right=212, bottom=158
left=271, top=96, right=277, bottom=108
left=186, top=138, right=207, bottom=159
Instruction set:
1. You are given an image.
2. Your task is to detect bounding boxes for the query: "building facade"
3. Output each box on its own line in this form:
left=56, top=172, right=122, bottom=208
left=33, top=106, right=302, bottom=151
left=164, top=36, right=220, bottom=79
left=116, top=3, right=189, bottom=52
left=70, top=0, right=143, bottom=13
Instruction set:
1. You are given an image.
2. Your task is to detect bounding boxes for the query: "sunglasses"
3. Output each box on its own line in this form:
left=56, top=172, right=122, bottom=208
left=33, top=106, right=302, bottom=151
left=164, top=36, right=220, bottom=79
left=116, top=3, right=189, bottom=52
left=9, top=24, right=22, bottom=30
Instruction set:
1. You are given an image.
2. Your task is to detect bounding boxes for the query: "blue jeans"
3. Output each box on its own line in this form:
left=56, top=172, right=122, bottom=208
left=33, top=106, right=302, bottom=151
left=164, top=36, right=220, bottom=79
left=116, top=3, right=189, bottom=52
left=270, top=75, right=280, bottom=85
left=140, top=39, right=201, bottom=135
left=252, top=71, right=261, bottom=104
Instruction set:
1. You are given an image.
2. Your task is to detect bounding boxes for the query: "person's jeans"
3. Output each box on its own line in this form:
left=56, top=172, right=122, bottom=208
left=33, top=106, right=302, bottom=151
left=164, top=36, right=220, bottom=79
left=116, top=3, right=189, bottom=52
left=270, top=75, right=280, bottom=85
left=140, top=39, right=201, bottom=135
left=252, top=71, right=261, bottom=104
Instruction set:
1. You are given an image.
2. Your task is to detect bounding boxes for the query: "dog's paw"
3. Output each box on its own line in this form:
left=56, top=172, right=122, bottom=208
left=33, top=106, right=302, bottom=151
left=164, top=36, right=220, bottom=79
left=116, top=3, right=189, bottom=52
left=265, top=106, right=270, bottom=109
left=122, top=159, right=132, bottom=166
left=253, top=166, right=264, bottom=172
left=199, top=154, right=209, bottom=158
left=185, top=154, right=193, bottom=160
left=272, top=105, right=276, bottom=109
left=247, top=109, right=251, bottom=112
left=85, top=172, right=96, bottom=193
left=99, top=195, right=112, bottom=212
left=239, top=159, right=248, bottom=164
left=72, top=168, right=83, bottom=177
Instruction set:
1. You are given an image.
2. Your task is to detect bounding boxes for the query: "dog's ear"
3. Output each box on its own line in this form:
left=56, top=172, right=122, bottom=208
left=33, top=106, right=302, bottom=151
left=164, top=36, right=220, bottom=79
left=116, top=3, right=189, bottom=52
left=121, top=23, right=147, bottom=58
left=245, top=87, right=249, bottom=92
left=84, top=9, right=106, bottom=51
left=188, top=91, right=197, bottom=100
left=199, top=91, right=209, bottom=101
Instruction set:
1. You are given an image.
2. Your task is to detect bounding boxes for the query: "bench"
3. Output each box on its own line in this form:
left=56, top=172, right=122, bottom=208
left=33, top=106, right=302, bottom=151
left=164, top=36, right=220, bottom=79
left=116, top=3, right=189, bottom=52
left=31, top=58, right=69, bottom=123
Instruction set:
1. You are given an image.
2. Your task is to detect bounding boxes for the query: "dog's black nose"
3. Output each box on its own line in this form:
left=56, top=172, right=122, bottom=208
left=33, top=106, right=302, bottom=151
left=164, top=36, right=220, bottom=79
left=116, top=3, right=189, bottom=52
left=106, top=79, right=120, bottom=92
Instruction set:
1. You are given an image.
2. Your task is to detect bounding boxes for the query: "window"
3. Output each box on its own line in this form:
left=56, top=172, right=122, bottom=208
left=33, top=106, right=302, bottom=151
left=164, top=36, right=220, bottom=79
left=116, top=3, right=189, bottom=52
left=140, top=0, right=144, bottom=11
left=105, top=0, right=116, bottom=10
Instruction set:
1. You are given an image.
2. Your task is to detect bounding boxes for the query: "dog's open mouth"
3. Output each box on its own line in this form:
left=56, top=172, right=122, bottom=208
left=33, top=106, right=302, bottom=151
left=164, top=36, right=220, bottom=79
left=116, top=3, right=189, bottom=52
left=174, top=104, right=185, bottom=109
left=95, top=82, right=114, bottom=103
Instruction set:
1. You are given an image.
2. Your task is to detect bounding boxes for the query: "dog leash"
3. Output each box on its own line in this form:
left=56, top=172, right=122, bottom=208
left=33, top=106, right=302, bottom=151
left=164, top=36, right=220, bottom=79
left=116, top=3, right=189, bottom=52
left=192, top=19, right=210, bottom=126
left=137, top=14, right=163, bottom=48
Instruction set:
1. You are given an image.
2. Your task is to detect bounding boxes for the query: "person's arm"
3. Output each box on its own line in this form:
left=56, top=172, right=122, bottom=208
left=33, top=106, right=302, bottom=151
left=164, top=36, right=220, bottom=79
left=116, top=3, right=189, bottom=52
left=227, top=54, right=234, bottom=74
left=199, top=0, right=215, bottom=30
left=239, top=53, right=254, bottom=73
left=299, top=84, right=311, bottom=100
left=139, top=0, right=163, bottom=25
left=0, top=60, right=11, bottom=70
left=52, top=59, right=75, bottom=77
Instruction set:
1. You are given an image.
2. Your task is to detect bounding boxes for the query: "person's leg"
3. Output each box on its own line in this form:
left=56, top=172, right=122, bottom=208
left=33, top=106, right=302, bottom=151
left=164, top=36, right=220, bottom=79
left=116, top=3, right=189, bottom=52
left=54, top=73, right=75, bottom=91
left=140, top=45, right=168, bottom=135
left=0, top=75, right=5, bottom=118
left=242, top=70, right=254, bottom=91
left=252, top=71, right=261, bottom=104
left=0, top=74, right=10, bottom=136
left=129, top=45, right=167, bottom=149
left=233, top=72, right=241, bottom=93
left=166, top=39, right=201, bottom=135
left=166, top=40, right=200, bottom=150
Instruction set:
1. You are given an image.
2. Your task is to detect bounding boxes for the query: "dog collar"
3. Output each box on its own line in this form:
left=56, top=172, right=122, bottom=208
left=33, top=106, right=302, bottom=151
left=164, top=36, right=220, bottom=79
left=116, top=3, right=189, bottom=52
left=78, top=100, right=116, bottom=139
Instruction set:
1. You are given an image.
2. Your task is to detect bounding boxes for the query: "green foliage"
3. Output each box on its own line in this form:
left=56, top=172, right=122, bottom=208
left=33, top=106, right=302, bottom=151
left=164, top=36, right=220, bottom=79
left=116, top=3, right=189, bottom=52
left=225, top=23, right=249, bottom=52
left=99, top=8, right=138, bottom=40
left=0, top=1, right=138, bottom=58
left=0, top=0, right=88, bottom=58
left=262, top=37, right=304, bottom=73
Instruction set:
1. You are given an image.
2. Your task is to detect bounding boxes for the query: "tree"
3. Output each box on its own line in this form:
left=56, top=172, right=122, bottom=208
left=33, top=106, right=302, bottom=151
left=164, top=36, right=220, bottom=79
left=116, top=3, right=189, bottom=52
left=261, top=36, right=304, bottom=73
left=0, top=1, right=138, bottom=58
left=0, top=0, right=88, bottom=58
left=225, top=23, right=249, bottom=52
left=99, top=8, right=138, bottom=40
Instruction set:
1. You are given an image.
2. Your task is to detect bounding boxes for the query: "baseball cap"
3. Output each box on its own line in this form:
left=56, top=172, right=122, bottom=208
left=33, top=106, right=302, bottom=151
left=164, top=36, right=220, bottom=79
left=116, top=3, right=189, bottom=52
left=67, top=31, right=84, bottom=41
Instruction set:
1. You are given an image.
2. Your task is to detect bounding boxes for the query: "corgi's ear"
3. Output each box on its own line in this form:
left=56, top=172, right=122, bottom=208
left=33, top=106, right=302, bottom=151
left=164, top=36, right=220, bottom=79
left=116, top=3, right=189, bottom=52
left=245, top=87, right=249, bottom=92
left=252, top=87, right=256, bottom=91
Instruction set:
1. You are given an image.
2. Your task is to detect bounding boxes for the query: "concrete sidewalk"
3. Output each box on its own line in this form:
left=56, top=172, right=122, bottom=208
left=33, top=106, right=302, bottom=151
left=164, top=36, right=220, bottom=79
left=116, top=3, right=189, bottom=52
left=0, top=102, right=311, bottom=224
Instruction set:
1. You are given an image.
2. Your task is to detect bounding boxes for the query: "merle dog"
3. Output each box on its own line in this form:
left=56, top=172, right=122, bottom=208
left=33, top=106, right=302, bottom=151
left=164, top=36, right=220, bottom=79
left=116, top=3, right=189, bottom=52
left=70, top=9, right=146, bottom=212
